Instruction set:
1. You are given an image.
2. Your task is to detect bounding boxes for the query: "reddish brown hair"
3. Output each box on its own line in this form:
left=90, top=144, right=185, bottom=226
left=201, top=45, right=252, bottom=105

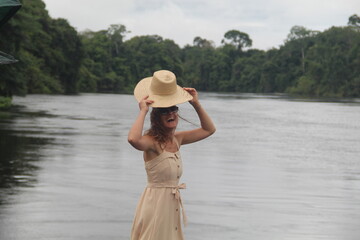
left=145, top=108, right=172, bottom=145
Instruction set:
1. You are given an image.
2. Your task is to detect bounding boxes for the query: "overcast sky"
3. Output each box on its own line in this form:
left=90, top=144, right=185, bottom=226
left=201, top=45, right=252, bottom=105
left=42, top=0, right=359, bottom=50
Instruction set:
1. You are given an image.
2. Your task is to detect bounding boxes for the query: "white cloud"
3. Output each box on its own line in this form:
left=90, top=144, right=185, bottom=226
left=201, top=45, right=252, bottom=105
left=42, top=0, right=359, bottom=50
left=43, top=0, right=134, bottom=31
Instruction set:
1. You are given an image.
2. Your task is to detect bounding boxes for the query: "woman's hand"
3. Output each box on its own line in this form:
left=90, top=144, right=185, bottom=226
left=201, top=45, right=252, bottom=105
left=183, top=87, right=199, bottom=104
left=139, top=96, right=154, bottom=112
left=176, top=87, right=216, bottom=145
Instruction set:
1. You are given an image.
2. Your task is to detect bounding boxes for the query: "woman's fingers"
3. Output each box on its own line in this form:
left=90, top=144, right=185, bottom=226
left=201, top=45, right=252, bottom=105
left=141, top=96, right=152, bottom=103
left=144, top=96, right=154, bottom=104
left=184, top=87, right=197, bottom=96
left=183, top=87, right=197, bottom=94
left=183, top=87, right=195, bottom=91
left=145, top=99, right=154, bottom=105
left=139, top=95, right=154, bottom=111
left=183, top=87, right=199, bottom=103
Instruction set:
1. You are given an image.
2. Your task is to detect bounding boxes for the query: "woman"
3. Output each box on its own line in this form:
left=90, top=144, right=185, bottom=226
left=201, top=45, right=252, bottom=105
left=128, top=70, right=216, bottom=240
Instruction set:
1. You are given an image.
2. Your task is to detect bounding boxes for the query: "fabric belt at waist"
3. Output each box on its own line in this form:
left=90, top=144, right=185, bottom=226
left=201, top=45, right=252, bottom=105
left=146, top=182, right=187, bottom=226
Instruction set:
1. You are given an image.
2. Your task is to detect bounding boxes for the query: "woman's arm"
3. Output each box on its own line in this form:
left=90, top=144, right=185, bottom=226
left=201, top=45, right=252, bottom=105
left=176, top=88, right=216, bottom=145
left=128, top=96, right=154, bottom=151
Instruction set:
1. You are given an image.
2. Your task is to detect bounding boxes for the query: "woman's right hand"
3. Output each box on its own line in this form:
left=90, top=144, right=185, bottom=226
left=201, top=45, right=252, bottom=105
left=139, top=96, right=154, bottom=112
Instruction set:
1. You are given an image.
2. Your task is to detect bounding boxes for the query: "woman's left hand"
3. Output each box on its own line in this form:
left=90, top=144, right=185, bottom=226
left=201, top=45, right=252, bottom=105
left=183, top=87, right=199, bottom=104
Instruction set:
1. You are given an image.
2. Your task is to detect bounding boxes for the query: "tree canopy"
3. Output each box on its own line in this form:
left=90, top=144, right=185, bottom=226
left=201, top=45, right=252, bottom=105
left=222, top=30, right=252, bottom=51
left=0, top=0, right=359, bottom=102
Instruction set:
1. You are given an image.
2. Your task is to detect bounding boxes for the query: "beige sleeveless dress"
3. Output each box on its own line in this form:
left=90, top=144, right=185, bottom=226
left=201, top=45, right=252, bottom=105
left=130, top=142, right=187, bottom=240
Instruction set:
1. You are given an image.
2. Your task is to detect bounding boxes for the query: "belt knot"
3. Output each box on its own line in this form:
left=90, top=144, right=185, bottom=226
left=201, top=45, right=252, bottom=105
left=172, top=183, right=187, bottom=226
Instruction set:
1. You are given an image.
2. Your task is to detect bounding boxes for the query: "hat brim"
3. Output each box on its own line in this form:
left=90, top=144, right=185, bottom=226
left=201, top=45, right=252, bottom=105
left=134, top=77, right=193, bottom=108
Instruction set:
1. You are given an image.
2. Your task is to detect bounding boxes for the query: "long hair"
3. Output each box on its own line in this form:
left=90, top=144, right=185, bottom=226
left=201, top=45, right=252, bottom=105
left=145, top=108, right=172, bottom=146
left=144, top=107, right=199, bottom=147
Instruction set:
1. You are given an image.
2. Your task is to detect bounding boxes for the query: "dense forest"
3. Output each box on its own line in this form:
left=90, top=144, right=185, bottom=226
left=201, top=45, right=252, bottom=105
left=0, top=0, right=360, bottom=108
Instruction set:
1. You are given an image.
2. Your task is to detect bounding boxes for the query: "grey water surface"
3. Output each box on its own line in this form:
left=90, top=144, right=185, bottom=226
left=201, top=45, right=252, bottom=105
left=0, top=93, right=360, bottom=240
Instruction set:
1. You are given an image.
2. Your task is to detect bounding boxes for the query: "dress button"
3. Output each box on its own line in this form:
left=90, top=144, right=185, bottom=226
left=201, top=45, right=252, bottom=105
left=177, top=176, right=180, bottom=179
left=177, top=165, right=180, bottom=168
left=176, top=208, right=178, bottom=211
left=175, top=227, right=178, bottom=231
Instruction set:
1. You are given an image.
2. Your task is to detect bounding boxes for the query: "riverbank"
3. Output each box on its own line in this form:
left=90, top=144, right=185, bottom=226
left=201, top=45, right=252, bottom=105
left=0, top=96, right=11, bottom=110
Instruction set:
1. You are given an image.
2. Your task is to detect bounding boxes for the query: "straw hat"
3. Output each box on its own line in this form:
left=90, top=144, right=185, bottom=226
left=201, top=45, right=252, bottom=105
left=134, top=70, right=193, bottom=108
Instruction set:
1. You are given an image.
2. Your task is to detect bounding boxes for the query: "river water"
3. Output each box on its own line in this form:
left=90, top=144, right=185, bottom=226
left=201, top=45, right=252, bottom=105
left=0, top=93, right=360, bottom=240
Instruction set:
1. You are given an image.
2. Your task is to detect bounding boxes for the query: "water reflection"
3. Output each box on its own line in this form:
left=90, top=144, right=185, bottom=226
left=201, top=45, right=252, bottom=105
left=0, top=107, right=53, bottom=203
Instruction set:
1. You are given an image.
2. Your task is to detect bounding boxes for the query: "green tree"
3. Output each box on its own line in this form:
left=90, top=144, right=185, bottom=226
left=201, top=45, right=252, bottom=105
left=286, top=26, right=319, bottom=73
left=123, top=35, right=182, bottom=89
left=222, top=30, right=252, bottom=51
left=193, top=36, right=215, bottom=48
left=0, top=0, right=83, bottom=95
left=2, top=6, right=360, bottom=99
left=348, top=14, right=360, bottom=28
left=79, top=26, right=129, bottom=93
left=107, top=24, right=129, bottom=56
left=47, top=18, right=83, bottom=94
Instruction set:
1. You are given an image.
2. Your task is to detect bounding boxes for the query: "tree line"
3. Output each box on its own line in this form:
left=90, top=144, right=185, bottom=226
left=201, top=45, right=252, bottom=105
left=1, top=0, right=359, bottom=108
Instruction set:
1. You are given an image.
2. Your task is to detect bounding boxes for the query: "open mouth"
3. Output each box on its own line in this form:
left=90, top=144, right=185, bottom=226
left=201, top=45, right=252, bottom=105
left=167, top=118, right=175, bottom=122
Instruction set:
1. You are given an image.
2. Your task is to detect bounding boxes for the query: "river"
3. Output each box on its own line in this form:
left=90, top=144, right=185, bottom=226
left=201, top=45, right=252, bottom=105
left=0, top=93, right=360, bottom=240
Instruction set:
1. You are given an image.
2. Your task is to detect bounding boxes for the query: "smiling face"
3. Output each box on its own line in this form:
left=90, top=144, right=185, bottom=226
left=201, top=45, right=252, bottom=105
left=147, top=106, right=180, bottom=144
left=159, top=106, right=179, bottom=129
left=161, top=111, right=179, bottom=129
